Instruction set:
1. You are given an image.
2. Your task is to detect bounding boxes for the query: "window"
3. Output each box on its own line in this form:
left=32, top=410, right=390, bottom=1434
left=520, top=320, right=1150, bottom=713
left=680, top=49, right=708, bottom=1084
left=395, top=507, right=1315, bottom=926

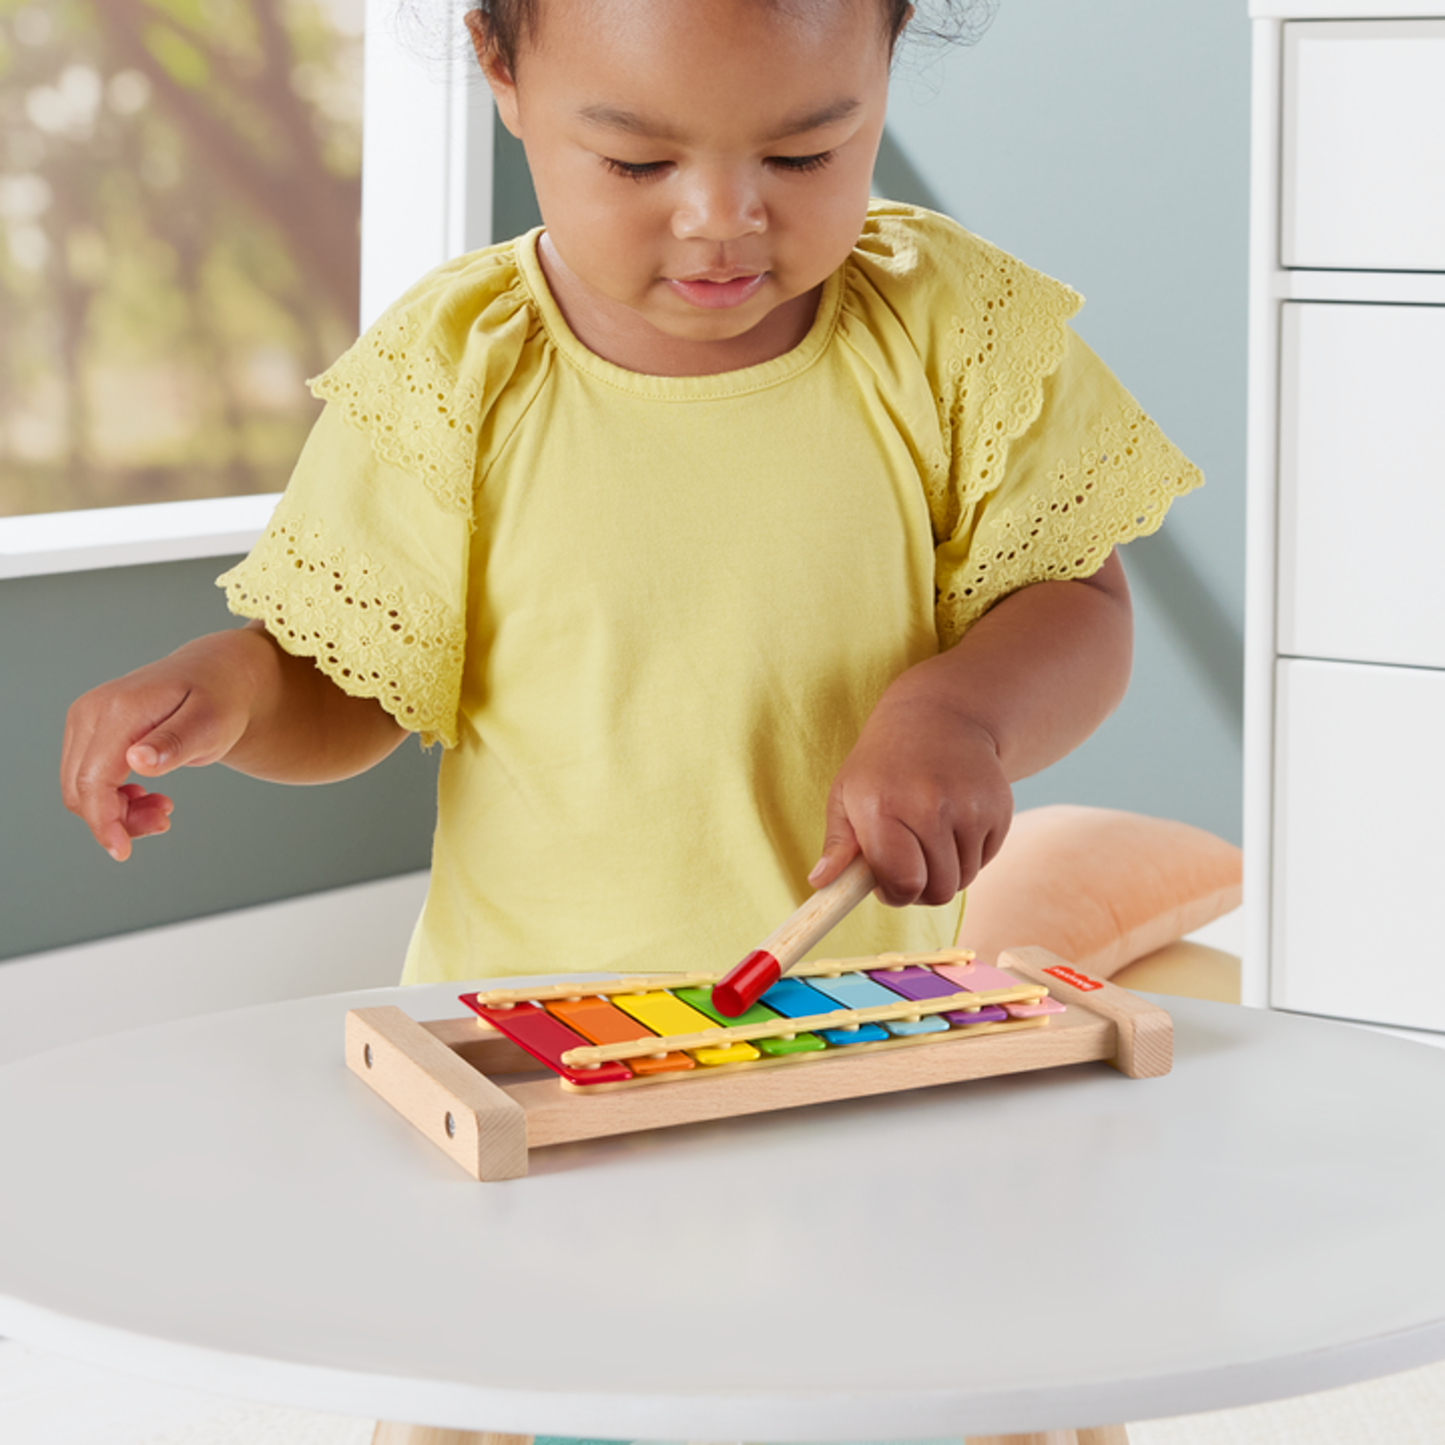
left=0, top=0, right=492, bottom=576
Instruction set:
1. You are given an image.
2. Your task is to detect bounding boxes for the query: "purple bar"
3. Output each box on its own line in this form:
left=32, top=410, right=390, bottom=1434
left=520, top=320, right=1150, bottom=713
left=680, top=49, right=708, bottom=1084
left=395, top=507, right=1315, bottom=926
left=944, top=1003, right=1009, bottom=1026
left=866, top=965, right=961, bottom=1001
left=868, top=965, right=1010, bottom=1028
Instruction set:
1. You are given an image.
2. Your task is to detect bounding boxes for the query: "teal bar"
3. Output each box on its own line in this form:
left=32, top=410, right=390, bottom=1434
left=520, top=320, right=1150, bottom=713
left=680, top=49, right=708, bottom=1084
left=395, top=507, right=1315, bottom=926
left=807, top=971, right=949, bottom=1037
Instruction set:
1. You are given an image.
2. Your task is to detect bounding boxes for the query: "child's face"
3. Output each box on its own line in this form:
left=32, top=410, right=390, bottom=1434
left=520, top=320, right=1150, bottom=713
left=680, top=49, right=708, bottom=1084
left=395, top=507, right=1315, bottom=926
left=478, top=0, right=894, bottom=374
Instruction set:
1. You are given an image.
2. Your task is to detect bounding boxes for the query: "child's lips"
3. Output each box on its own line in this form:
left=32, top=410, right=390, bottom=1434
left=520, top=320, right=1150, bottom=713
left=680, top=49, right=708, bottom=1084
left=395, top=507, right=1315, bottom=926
left=667, top=272, right=767, bottom=309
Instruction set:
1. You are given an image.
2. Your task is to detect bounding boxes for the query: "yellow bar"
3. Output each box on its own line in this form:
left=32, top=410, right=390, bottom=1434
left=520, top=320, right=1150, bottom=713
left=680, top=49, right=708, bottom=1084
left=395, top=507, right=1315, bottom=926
left=610, top=990, right=759, bottom=1066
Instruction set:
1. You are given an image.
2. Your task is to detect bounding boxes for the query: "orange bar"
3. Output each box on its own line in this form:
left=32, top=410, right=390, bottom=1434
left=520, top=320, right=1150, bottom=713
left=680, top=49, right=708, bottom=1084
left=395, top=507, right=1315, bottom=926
left=546, top=996, right=695, bottom=1076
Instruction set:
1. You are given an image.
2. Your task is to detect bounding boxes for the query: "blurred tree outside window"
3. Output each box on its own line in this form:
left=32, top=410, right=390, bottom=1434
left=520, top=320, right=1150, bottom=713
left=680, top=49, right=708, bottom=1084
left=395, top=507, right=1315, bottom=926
left=0, top=0, right=363, bottom=517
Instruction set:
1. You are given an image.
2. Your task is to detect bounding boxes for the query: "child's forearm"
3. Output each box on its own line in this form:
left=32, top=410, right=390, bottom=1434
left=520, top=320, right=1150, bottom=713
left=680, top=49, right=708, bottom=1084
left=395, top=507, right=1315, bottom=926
left=219, top=623, right=410, bottom=783
left=811, top=550, right=1132, bottom=906
left=62, top=623, right=408, bottom=860
left=880, top=549, right=1133, bottom=785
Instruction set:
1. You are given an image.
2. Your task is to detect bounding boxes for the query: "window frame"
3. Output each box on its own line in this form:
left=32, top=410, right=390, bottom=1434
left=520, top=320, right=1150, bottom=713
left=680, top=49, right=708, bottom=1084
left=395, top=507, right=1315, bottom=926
left=0, top=0, right=494, bottom=580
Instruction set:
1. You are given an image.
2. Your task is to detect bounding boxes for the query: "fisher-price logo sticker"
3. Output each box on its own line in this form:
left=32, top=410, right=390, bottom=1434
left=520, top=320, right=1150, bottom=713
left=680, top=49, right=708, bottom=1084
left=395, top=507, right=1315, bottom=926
left=1043, top=964, right=1104, bottom=992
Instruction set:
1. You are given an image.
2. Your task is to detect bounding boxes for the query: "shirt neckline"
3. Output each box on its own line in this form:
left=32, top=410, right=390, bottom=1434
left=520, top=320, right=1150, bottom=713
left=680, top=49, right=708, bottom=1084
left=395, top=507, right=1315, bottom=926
left=514, top=228, right=844, bottom=400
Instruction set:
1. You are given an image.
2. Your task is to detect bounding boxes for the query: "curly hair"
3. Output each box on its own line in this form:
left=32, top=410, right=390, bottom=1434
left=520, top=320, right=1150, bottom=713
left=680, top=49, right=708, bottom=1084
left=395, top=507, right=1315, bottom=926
left=461, top=0, right=999, bottom=78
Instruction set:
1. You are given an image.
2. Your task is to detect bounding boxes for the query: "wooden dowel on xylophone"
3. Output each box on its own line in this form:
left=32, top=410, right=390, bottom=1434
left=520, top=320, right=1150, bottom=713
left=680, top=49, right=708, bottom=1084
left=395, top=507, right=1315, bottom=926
left=465, top=948, right=980, bottom=1011
left=559, top=983, right=1049, bottom=1067
left=792, top=947, right=976, bottom=978
left=468, top=972, right=720, bottom=1008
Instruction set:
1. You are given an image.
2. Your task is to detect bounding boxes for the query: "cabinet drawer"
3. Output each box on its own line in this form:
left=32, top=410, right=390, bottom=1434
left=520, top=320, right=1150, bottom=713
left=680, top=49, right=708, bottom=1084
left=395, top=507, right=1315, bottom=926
left=1277, top=301, right=1445, bottom=669
left=1272, top=659, right=1445, bottom=1032
left=1283, top=20, right=1445, bottom=271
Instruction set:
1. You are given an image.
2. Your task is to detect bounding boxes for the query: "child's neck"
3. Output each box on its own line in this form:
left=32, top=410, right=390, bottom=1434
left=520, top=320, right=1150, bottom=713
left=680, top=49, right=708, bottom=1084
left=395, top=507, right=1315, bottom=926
left=537, top=234, right=820, bottom=378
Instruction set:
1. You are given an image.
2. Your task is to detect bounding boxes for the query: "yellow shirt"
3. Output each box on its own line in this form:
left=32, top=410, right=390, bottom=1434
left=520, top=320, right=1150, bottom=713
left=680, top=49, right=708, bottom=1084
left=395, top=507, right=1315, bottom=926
left=219, top=203, right=1202, bottom=984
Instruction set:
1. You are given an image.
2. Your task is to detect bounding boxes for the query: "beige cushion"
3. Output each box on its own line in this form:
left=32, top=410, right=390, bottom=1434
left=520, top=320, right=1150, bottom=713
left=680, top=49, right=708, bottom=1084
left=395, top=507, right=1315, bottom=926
left=1112, top=939, right=1242, bottom=1004
left=958, top=804, right=1242, bottom=979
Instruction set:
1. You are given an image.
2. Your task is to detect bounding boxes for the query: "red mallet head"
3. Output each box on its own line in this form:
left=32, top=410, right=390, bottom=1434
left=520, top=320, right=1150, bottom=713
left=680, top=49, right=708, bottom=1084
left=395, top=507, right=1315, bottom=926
left=710, top=949, right=781, bottom=1018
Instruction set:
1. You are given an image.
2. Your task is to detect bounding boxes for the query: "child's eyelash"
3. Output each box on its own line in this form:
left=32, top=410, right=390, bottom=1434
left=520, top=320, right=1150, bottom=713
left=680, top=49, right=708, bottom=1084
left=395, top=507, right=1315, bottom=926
left=769, top=151, right=835, bottom=174
left=601, top=151, right=837, bottom=181
left=603, top=158, right=667, bottom=181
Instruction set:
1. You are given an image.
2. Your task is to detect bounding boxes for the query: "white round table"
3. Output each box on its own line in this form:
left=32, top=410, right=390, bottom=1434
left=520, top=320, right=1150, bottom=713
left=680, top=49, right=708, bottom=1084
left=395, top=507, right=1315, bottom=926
left=0, top=983, right=1443, bottom=1442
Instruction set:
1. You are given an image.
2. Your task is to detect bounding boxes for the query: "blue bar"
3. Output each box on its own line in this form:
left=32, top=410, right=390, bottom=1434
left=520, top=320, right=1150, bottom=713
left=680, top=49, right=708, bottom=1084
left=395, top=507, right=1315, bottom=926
left=760, top=977, right=890, bottom=1046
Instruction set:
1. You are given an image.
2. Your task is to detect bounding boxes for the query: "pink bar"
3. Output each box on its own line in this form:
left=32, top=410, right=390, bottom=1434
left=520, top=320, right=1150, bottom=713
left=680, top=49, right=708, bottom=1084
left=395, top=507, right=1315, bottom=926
left=932, top=961, right=1066, bottom=1018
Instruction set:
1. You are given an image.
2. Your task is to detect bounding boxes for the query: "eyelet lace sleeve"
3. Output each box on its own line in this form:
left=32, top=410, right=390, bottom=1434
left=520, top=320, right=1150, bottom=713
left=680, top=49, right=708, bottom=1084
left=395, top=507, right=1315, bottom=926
left=847, top=208, right=1203, bottom=648
left=218, top=407, right=469, bottom=747
left=217, top=240, right=541, bottom=747
left=908, top=227, right=1201, bottom=647
left=933, top=320, right=1204, bottom=647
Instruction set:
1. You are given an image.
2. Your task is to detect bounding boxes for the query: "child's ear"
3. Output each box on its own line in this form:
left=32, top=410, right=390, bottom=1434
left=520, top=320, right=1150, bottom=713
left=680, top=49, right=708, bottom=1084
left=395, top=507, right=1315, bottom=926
left=465, top=9, right=522, bottom=138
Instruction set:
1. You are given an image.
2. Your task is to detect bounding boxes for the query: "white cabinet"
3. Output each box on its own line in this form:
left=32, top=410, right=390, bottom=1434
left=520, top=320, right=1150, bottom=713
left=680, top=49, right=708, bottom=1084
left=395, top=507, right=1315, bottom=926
left=1273, top=660, right=1445, bottom=1032
left=1276, top=300, right=1445, bottom=671
left=1282, top=20, right=1445, bottom=270
left=1246, top=4, right=1445, bottom=1033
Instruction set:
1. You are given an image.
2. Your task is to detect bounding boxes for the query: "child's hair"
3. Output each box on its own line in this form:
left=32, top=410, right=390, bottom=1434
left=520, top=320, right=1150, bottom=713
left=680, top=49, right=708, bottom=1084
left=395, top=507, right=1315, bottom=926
left=463, top=0, right=999, bottom=78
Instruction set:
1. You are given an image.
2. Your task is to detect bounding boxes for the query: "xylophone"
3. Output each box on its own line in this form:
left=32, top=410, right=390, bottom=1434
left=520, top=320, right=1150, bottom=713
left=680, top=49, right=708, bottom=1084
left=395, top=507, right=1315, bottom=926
left=346, top=945, right=1172, bottom=1181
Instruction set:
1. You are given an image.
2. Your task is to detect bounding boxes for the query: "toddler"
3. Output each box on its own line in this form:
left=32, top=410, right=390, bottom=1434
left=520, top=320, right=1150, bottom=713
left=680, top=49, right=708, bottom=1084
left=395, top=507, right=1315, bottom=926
left=61, top=0, right=1202, bottom=986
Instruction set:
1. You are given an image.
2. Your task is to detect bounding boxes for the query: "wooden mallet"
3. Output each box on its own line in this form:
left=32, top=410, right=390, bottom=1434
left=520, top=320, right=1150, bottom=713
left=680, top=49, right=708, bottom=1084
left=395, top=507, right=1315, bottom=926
left=710, top=854, right=877, bottom=1017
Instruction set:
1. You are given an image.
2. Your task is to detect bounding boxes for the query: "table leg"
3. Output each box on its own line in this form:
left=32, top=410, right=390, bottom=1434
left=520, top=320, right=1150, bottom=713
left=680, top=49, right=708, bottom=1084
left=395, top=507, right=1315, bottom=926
left=371, top=1425, right=533, bottom=1445
left=964, top=1429, right=1128, bottom=1445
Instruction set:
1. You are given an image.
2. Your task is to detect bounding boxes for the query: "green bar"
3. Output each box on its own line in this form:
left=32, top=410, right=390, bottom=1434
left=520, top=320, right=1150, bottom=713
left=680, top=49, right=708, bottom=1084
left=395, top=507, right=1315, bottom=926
left=674, top=987, right=827, bottom=1056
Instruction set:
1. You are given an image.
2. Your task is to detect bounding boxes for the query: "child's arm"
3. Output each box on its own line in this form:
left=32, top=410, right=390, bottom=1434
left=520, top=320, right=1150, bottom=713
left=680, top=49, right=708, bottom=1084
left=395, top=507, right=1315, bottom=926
left=809, top=549, right=1133, bottom=907
left=61, top=622, right=408, bottom=861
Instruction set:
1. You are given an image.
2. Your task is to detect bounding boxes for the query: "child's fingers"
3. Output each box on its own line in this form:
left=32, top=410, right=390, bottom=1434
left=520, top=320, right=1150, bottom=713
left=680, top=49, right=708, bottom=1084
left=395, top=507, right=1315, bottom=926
left=74, top=784, right=174, bottom=863
left=830, top=788, right=1009, bottom=908
left=124, top=796, right=175, bottom=842
left=61, top=709, right=146, bottom=861
left=62, top=680, right=226, bottom=860
left=119, top=783, right=175, bottom=833
left=97, top=792, right=174, bottom=862
left=850, top=815, right=945, bottom=908
left=124, top=690, right=237, bottom=776
left=807, top=799, right=861, bottom=888
left=955, top=810, right=1010, bottom=891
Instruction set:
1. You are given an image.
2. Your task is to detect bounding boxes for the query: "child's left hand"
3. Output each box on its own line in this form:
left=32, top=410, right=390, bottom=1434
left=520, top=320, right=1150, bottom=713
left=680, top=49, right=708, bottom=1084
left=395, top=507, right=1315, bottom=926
left=808, top=693, right=1013, bottom=907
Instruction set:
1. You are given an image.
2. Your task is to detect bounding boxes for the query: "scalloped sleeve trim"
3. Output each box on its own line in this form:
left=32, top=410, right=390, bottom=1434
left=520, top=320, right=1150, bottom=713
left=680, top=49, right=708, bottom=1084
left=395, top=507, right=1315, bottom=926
left=308, top=246, right=535, bottom=521
left=219, top=512, right=466, bottom=748
left=935, top=399, right=1204, bottom=647
left=927, top=233, right=1084, bottom=543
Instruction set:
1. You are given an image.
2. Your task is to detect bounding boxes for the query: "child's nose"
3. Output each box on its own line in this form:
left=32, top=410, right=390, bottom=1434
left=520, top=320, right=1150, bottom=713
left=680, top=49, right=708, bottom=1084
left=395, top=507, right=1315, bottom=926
left=671, top=169, right=766, bottom=242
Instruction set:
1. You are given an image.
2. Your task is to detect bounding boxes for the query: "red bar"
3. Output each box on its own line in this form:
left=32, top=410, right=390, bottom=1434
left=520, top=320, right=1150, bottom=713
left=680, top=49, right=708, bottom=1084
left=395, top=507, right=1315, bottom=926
left=459, top=996, right=634, bottom=1085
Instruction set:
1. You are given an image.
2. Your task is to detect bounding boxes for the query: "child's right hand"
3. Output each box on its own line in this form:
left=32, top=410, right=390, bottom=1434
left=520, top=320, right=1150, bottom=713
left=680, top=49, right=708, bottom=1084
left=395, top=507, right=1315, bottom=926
left=61, top=630, right=268, bottom=861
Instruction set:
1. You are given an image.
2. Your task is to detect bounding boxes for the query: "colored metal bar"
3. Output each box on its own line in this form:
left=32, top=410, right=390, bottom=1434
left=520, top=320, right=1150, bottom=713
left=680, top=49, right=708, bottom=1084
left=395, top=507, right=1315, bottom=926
left=760, top=977, right=890, bottom=1046
left=933, top=960, right=1066, bottom=1018
left=805, top=970, right=948, bottom=1037
left=458, top=997, right=635, bottom=1085
left=609, top=990, right=760, bottom=1066
left=545, top=996, right=695, bottom=1076
left=673, top=987, right=825, bottom=1056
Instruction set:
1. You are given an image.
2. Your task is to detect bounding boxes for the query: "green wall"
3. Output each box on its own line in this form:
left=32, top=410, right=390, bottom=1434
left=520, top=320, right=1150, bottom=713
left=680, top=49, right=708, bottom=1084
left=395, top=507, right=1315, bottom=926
left=1, top=559, right=438, bottom=962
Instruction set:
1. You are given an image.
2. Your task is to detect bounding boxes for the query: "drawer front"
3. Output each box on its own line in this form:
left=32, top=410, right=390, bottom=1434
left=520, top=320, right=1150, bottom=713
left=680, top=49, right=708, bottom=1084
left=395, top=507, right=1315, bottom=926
left=1272, top=658, right=1445, bottom=1032
left=1283, top=19, right=1445, bottom=271
left=1277, top=301, right=1445, bottom=669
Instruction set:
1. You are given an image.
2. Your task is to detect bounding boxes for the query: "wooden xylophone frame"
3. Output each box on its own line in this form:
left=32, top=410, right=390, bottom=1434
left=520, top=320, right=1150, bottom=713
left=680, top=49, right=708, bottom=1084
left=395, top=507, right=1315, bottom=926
left=345, top=945, right=1172, bottom=1181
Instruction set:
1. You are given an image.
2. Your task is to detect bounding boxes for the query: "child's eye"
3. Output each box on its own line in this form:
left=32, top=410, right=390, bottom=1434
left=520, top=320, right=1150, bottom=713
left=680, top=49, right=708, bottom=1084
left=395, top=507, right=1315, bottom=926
left=768, top=151, right=836, bottom=175
left=603, top=157, right=668, bottom=181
